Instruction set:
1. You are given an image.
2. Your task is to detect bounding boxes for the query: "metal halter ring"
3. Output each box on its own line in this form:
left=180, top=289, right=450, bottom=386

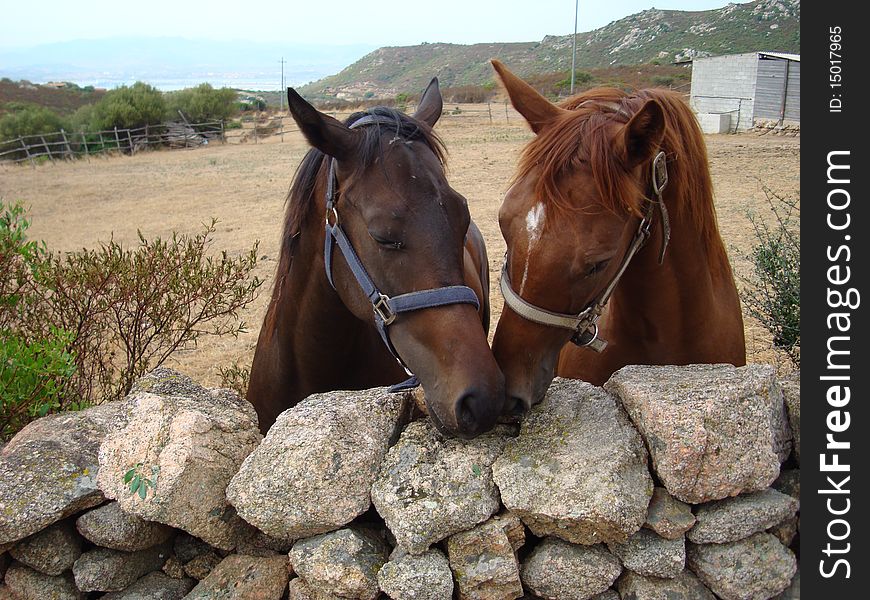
left=326, top=205, right=339, bottom=227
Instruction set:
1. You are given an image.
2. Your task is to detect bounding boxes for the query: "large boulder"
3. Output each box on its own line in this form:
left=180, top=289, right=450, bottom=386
left=3, top=562, right=83, bottom=600
left=520, top=538, right=622, bottom=600
left=371, top=420, right=510, bottom=554
left=643, top=487, right=695, bottom=540
left=606, top=528, right=684, bottom=579
left=72, top=542, right=172, bottom=592
left=183, top=554, right=290, bottom=600
left=289, top=527, right=389, bottom=600
left=9, top=520, right=83, bottom=576
left=377, top=548, right=453, bottom=600
left=688, top=489, right=799, bottom=544
left=227, top=387, right=412, bottom=541
left=101, top=571, right=196, bottom=600
left=446, top=514, right=525, bottom=600
left=687, top=532, right=796, bottom=600
left=493, top=379, right=652, bottom=545
left=96, top=368, right=261, bottom=550
left=0, top=401, right=131, bottom=545
left=76, top=501, right=174, bottom=551
left=605, top=364, right=786, bottom=503
left=616, top=570, right=717, bottom=600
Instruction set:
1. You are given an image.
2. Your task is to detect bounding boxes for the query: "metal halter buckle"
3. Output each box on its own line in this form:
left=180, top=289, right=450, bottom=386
left=374, top=294, right=397, bottom=325
left=652, top=151, right=669, bottom=196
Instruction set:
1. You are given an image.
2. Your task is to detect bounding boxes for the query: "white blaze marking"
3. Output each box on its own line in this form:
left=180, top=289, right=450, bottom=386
left=519, top=202, right=545, bottom=294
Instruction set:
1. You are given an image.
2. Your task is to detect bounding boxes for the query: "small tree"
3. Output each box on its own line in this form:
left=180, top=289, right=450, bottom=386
left=739, top=188, right=800, bottom=366
left=0, top=104, right=67, bottom=140
left=91, top=82, right=166, bottom=130
left=165, top=84, right=239, bottom=123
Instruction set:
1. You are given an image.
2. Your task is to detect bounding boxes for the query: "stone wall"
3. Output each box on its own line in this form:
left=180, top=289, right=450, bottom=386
left=0, top=365, right=800, bottom=600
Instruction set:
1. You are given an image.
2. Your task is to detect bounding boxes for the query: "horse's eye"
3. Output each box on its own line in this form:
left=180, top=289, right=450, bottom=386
left=585, top=259, right=610, bottom=278
left=370, top=232, right=405, bottom=250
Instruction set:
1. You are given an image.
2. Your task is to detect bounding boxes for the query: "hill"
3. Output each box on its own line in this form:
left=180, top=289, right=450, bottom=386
left=0, top=79, right=105, bottom=116
left=300, top=0, right=799, bottom=100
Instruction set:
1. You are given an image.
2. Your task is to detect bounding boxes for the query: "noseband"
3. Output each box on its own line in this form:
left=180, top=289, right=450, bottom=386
left=323, top=114, right=480, bottom=389
left=500, top=148, right=671, bottom=353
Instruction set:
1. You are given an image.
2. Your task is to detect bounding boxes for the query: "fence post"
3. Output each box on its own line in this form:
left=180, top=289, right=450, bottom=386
left=22, top=138, right=34, bottom=167
left=114, top=126, right=121, bottom=153
left=61, top=129, right=73, bottom=159
left=487, top=102, right=493, bottom=125
left=80, top=131, right=90, bottom=161
left=39, top=135, right=55, bottom=163
left=220, top=120, right=225, bottom=144
left=127, top=128, right=134, bottom=155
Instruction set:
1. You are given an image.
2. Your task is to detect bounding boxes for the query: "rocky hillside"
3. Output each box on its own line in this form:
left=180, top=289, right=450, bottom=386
left=300, top=0, right=799, bottom=100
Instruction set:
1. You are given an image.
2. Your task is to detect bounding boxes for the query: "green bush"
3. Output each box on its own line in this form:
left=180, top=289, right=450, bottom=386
left=0, top=103, right=67, bottom=140
left=556, top=71, right=594, bottom=90
left=1, top=202, right=78, bottom=439
left=0, top=200, right=263, bottom=440
left=739, top=188, right=800, bottom=366
left=165, top=83, right=239, bottom=123
left=652, top=75, right=675, bottom=87
left=91, top=82, right=166, bottom=130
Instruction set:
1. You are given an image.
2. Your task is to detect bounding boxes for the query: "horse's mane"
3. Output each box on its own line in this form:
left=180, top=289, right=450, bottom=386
left=276, top=106, right=446, bottom=279
left=516, top=87, right=727, bottom=271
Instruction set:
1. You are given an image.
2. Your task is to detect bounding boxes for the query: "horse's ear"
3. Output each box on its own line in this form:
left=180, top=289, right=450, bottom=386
left=413, top=78, right=443, bottom=127
left=619, top=99, right=666, bottom=168
left=491, top=59, right=564, bottom=133
left=286, top=87, right=359, bottom=160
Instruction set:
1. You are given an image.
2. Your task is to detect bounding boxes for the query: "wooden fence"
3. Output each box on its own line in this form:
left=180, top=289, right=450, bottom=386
left=0, top=121, right=225, bottom=165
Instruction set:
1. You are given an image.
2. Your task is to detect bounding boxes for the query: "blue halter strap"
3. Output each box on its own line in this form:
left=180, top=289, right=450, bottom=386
left=322, top=114, right=481, bottom=390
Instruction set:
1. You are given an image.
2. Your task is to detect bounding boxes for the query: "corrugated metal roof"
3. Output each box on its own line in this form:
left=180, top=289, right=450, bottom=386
left=678, top=51, right=800, bottom=64
left=759, top=52, right=800, bottom=62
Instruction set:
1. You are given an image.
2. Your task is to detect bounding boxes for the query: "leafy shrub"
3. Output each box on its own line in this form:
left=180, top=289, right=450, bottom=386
left=652, top=75, right=675, bottom=87
left=36, top=219, right=263, bottom=401
left=91, top=82, right=166, bottom=130
left=556, top=71, right=594, bottom=90
left=0, top=329, right=78, bottom=438
left=0, top=103, right=67, bottom=139
left=219, top=362, right=250, bottom=399
left=0, top=201, right=263, bottom=439
left=165, top=83, right=239, bottom=123
left=739, top=188, right=800, bottom=366
left=1, top=203, right=78, bottom=439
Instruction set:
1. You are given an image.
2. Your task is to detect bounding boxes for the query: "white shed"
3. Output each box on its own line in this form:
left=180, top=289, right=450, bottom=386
left=689, top=52, right=800, bottom=133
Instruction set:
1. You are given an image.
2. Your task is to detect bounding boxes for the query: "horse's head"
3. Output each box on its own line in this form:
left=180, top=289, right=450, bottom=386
left=285, top=80, right=504, bottom=437
left=490, top=60, right=666, bottom=413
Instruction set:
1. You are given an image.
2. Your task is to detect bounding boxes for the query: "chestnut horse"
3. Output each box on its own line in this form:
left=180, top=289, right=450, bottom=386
left=490, top=60, right=745, bottom=413
left=247, top=79, right=504, bottom=437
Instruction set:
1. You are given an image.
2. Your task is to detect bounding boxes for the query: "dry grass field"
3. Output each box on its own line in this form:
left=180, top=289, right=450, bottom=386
left=0, top=105, right=800, bottom=389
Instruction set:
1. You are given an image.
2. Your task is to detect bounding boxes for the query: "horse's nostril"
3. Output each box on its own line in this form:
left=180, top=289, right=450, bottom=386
left=455, top=394, right=479, bottom=433
left=507, top=396, right=524, bottom=416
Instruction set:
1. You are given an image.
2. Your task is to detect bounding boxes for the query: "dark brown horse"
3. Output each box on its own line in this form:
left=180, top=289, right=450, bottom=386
left=248, top=79, right=504, bottom=437
left=490, top=60, right=746, bottom=413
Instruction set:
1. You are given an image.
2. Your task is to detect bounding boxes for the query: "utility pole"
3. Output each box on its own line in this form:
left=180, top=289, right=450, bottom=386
left=279, top=57, right=287, bottom=111
left=570, top=0, right=579, bottom=94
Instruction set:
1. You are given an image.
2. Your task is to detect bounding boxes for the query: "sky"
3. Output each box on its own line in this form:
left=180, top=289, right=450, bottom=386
left=1, top=0, right=757, bottom=49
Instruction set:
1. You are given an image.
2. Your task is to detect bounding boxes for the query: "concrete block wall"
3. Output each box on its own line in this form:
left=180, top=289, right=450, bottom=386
left=690, top=53, right=758, bottom=131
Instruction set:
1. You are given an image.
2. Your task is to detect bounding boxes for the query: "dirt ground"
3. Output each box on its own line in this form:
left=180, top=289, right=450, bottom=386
left=0, top=105, right=800, bottom=387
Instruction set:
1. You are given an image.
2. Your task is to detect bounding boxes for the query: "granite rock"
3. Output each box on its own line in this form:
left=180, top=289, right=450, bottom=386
left=493, top=379, right=652, bottom=545
left=97, top=369, right=261, bottom=551
left=605, top=364, right=786, bottom=503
